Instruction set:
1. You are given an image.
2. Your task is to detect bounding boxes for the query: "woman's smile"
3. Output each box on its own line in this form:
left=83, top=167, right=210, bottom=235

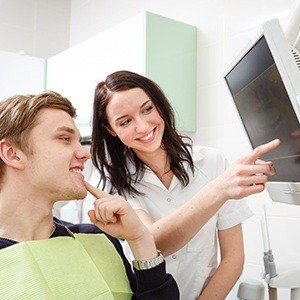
left=135, top=127, right=157, bottom=143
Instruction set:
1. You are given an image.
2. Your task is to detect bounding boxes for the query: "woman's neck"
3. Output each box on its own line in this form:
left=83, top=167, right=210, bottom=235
left=135, top=147, right=174, bottom=189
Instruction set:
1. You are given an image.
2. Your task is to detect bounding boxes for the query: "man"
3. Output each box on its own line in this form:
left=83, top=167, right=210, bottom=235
left=0, top=91, right=179, bottom=299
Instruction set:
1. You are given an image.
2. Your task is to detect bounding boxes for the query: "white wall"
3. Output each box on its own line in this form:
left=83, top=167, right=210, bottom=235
left=70, top=1, right=300, bottom=299
left=0, top=0, right=71, bottom=58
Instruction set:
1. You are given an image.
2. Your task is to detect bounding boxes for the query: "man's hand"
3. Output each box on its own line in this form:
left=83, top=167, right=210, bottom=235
left=85, top=181, right=149, bottom=242
left=214, top=139, right=280, bottom=200
left=85, top=182, right=158, bottom=260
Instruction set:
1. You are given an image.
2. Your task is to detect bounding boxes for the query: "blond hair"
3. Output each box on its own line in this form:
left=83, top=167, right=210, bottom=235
left=0, top=91, right=76, bottom=179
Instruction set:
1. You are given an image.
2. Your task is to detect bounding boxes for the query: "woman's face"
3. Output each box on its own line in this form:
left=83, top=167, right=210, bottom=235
left=105, top=87, right=165, bottom=156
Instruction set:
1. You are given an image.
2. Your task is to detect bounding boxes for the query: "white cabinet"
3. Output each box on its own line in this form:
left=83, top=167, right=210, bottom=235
left=0, top=50, right=45, bottom=101
left=47, top=11, right=197, bottom=137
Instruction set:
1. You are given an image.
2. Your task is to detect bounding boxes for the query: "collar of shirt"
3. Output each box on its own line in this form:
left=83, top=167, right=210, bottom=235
left=127, top=146, right=206, bottom=191
left=0, top=218, right=72, bottom=250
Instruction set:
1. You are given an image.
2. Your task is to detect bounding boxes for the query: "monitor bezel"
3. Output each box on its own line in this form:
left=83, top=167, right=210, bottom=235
left=222, top=19, right=300, bottom=191
left=223, top=19, right=300, bottom=120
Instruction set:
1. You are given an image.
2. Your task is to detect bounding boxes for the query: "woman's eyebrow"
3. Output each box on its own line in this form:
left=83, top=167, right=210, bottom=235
left=115, top=100, right=151, bottom=123
left=140, top=100, right=151, bottom=108
left=115, top=114, right=129, bottom=123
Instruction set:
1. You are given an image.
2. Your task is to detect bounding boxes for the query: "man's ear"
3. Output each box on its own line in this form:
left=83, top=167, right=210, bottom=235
left=0, top=139, right=25, bottom=170
left=105, top=126, right=117, bottom=137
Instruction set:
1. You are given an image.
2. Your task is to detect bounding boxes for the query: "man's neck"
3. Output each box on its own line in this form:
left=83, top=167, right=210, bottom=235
left=0, top=180, right=55, bottom=242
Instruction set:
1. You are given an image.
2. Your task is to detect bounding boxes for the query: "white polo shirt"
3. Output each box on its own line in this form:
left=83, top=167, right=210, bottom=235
left=84, top=145, right=253, bottom=300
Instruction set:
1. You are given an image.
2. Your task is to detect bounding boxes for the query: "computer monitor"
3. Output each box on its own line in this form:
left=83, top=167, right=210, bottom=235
left=223, top=19, right=300, bottom=205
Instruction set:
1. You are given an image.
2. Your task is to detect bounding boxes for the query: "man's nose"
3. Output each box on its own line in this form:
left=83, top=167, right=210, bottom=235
left=75, top=144, right=91, bottom=162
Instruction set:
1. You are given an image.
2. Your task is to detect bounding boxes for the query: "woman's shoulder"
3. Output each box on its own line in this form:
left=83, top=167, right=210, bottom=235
left=190, top=145, right=228, bottom=175
left=190, top=145, right=226, bottom=161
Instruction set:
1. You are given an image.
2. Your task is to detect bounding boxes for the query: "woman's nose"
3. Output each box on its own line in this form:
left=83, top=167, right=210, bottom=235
left=135, top=118, right=149, bottom=134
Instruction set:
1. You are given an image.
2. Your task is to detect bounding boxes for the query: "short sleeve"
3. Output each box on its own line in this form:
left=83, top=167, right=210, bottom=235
left=126, top=196, right=150, bottom=214
left=210, top=149, right=253, bottom=230
left=217, top=199, right=253, bottom=230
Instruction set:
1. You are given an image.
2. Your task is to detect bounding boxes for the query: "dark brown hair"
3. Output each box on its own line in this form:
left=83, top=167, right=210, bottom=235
left=92, top=71, right=194, bottom=197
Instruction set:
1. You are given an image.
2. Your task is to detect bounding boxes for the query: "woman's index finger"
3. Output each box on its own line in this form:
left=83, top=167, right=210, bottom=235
left=243, top=139, right=281, bottom=163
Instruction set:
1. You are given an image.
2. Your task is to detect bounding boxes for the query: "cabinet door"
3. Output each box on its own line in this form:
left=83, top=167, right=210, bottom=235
left=145, top=12, right=197, bottom=132
left=0, top=50, right=45, bottom=101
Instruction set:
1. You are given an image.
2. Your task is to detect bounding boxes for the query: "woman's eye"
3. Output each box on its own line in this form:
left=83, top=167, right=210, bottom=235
left=144, top=105, right=153, bottom=113
left=120, top=119, right=130, bottom=126
left=59, top=137, right=71, bottom=142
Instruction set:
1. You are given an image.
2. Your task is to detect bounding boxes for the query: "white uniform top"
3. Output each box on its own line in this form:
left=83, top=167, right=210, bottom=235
left=84, top=145, right=253, bottom=300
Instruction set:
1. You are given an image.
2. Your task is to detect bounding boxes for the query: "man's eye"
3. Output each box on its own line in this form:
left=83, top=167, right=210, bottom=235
left=59, top=137, right=71, bottom=142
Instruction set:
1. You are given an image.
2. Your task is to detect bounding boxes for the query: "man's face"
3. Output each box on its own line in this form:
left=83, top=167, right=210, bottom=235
left=23, top=108, right=91, bottom=201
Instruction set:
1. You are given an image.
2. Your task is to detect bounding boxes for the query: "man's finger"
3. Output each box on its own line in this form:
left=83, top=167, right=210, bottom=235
left=88, top=209, right=97, bottom=223
left=244, top=139, right=280, bottom=163
left=84, top=181, right=111, bottom=199
left=88, top=210, right=107, bottom=228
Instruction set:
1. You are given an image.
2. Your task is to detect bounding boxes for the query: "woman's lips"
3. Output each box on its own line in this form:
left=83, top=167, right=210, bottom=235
left=136, top=128, right=156, bottom=143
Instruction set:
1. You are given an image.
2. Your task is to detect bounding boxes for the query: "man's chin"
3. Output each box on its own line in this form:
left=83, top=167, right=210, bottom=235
left=55, top=188, right=87, bottom=202
left=71, top=188, right=87, bottom=200
left=76, top=189, right=88, bottom=200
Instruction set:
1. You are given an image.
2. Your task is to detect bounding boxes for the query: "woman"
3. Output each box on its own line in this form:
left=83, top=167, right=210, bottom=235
left=87, top=71, right=278, bottom=299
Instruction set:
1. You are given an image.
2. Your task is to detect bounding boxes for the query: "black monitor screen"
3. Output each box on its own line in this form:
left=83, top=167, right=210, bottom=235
left=225, top=36, right=300, bottom=182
